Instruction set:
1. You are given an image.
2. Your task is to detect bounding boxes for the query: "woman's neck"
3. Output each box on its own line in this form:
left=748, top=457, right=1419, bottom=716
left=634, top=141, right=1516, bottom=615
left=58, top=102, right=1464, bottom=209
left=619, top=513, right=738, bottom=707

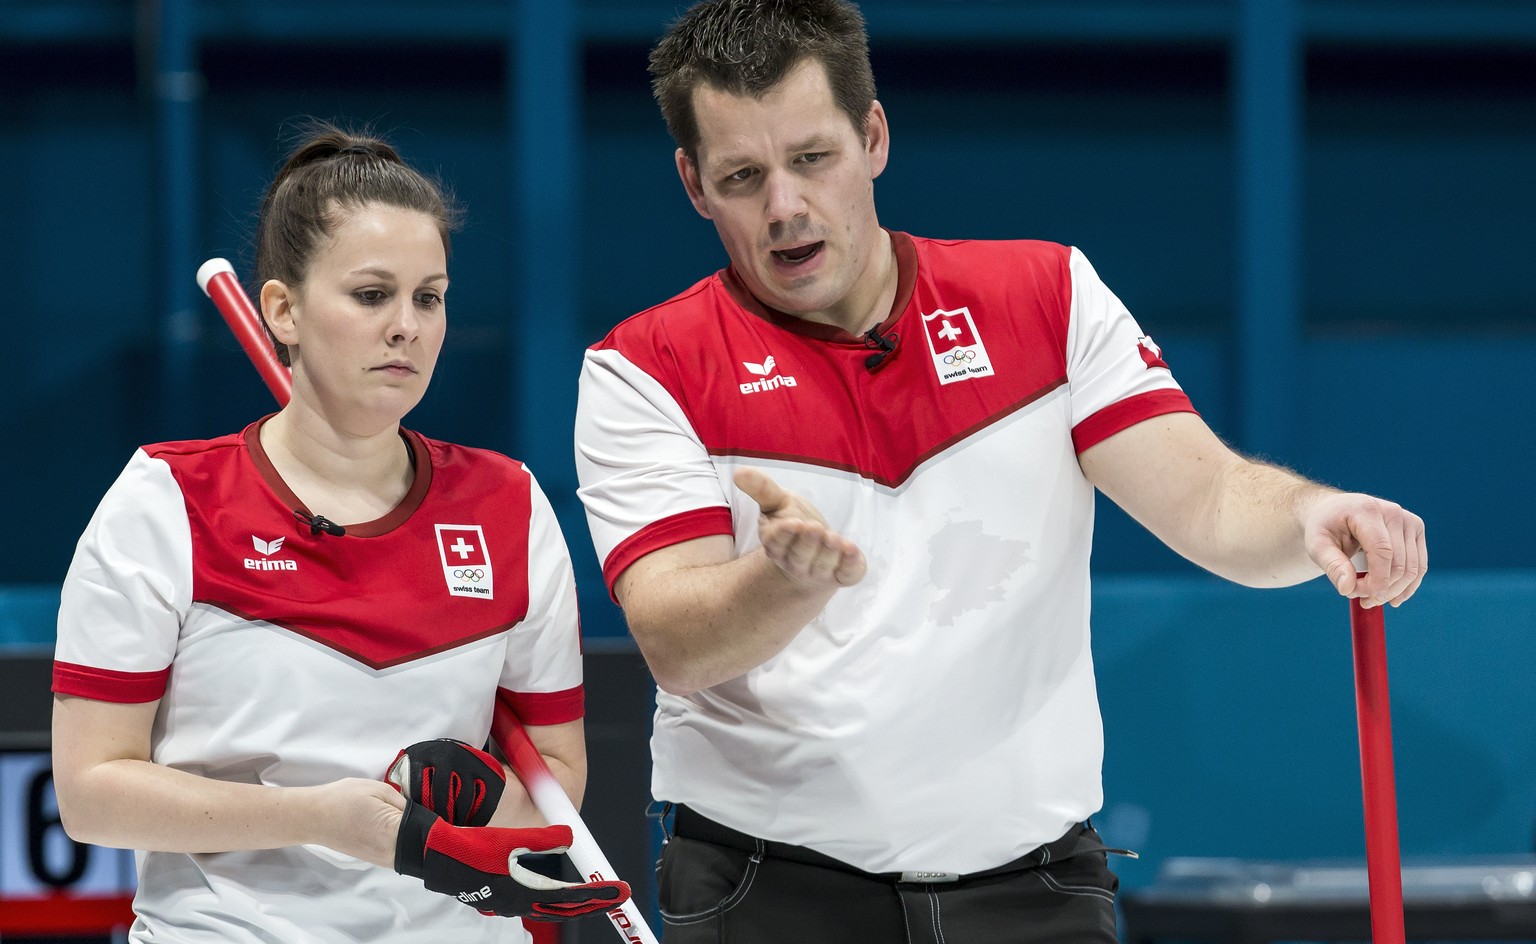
left=259, top=405, right=414, bottom=526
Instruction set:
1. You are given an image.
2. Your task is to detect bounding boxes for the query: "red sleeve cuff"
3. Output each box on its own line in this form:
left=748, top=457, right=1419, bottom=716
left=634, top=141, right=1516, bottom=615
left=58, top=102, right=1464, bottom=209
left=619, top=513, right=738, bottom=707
left=602, top=506, right=735, bottom=600
left=497, top=685, right=584, bottom=726
left=1072, top=389, right=1198, bottom=453
left=52, top=662, right=171, bottom=703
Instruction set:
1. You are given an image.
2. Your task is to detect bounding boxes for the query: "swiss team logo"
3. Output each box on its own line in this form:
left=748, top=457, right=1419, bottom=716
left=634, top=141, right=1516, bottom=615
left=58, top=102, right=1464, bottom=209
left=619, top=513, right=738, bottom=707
left=436, top=524, right=494, bottom=599
left=922, top=307, right=995, bottom=385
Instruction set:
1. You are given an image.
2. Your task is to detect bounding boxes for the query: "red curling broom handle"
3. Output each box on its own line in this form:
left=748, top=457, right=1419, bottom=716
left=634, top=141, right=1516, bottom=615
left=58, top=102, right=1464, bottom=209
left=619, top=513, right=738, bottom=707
left=197, top=259, right=292, bottom=406
left=493, top=698, right=659, bottom=943
left=1350, top=591, right=1406, bottom=944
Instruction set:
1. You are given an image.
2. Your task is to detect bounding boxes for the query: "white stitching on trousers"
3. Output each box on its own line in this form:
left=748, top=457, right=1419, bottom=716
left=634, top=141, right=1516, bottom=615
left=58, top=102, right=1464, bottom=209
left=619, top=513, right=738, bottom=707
left=929, top=890, right=946, bottom=944
left=660, top=851, right=764, bottom=925
left=1036, top=868, right=1115, bottom=902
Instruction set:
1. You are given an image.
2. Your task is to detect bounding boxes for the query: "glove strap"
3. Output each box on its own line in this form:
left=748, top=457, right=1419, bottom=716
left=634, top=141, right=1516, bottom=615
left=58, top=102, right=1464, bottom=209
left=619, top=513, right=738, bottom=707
left=395, top=801, right=438, bottom=878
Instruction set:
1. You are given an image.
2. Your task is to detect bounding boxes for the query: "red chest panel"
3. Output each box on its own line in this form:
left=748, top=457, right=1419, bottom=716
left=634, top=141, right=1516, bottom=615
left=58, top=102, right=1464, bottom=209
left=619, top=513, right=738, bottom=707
left=150, top=428, right=532, bottom=670
left=602, top=236, right=1075, bottom=487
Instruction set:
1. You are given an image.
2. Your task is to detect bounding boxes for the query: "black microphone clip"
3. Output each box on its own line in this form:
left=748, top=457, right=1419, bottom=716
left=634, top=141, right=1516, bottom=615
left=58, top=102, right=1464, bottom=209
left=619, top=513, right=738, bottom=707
left=293, top=509, right=347, bottom=537
left=863, top=325, right=899, bottom=371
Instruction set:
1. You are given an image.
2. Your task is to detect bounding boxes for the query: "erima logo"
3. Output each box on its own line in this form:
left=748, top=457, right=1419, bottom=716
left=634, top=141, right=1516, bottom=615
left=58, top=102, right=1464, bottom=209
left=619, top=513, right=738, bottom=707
left=743, top=355, right=776, bottom=376
left=252, top=536, right=285, bottom=556
left=458, top=886, right=493, bottom=903
left=245, top=534, right=297, bottom=571
left=739, top=354, right=797, bottom=395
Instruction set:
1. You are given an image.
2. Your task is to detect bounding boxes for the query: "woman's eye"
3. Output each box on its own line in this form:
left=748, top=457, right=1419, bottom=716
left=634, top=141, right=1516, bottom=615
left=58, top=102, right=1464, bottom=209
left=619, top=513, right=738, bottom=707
left=354, top=290, right=387, bottom=305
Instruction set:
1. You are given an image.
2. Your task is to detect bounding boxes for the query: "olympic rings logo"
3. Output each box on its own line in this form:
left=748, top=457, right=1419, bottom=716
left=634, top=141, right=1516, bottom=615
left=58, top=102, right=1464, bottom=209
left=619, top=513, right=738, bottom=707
left=453, top=569, right=485, bottom=581
left=943, top=349, right=977, bottom=365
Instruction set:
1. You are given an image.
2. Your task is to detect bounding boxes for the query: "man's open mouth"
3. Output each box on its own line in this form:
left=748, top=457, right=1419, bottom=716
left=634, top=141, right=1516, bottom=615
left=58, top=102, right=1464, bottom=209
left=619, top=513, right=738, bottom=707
left=772, top=242, right=824, bottom=264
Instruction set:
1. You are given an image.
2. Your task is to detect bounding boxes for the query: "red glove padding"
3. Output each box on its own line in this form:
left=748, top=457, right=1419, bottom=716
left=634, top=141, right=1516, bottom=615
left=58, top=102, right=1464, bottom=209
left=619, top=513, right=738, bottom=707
left=386, top=738, right=505, bottom=827
left=394, top=801, right=631, bottom=920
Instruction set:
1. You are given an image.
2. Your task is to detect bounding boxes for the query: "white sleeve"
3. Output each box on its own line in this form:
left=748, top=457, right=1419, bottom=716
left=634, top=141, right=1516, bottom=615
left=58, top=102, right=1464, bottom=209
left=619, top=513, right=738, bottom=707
left=499, top=470, right=583, bottom=703
left=1063, top=246, right=1186, bottom=426
left=56, top=450, right=191, bottom=682
left=574, top=347, right=732, bottom=584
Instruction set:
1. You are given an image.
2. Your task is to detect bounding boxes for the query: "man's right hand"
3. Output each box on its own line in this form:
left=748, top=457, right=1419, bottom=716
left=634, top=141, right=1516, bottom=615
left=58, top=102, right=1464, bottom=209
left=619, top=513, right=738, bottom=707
left=734, top=467, right=866, bottom=587
left=611, top=468, right=869, bottom=695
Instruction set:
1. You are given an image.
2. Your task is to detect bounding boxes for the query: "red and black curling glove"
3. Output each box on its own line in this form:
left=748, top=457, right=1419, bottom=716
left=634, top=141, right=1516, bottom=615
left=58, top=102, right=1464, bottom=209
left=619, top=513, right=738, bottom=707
left=385, top=738, right=506, bottom=826
left=394, top=801, right=631, bottom=920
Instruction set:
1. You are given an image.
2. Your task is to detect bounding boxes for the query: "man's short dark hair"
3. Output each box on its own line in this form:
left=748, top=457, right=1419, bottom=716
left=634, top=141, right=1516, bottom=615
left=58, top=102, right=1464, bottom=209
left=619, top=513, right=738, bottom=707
left=649, top=0, right=877, bottom=162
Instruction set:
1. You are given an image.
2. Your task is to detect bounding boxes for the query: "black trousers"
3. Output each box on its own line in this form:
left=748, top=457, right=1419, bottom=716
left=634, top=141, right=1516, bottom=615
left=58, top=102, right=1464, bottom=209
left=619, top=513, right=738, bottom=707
left=656, top=807, right=1121, bottom=944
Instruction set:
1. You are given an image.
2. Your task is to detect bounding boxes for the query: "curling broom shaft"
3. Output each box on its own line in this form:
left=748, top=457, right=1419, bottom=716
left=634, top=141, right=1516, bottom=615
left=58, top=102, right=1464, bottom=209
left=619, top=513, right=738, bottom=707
left=1350, top=594, right=1405, bottom=944
left=197, top=258, right=291, bottom=405
left=493, top=697, right=659, bottom=944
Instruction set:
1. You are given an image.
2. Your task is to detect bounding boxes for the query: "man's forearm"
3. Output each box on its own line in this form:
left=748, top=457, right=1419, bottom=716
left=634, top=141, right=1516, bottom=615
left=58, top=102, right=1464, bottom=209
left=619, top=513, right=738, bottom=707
left=621, top=547, right=839, bottom=696
left=1199, top=458, right=1337, bottom=587
left=1083, top=414, right=1332, bottom=587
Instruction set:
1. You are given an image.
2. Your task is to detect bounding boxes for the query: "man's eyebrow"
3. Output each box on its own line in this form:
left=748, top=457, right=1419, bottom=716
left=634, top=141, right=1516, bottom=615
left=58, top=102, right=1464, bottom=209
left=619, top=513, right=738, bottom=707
left=705, top=134, right=840, bottom=175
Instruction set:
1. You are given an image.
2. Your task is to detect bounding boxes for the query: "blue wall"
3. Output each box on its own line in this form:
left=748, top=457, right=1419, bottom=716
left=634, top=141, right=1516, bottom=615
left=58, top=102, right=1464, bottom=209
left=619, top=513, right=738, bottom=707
left=3, top=0, right=1533, bottom=889
left=1094, top=573, right=1536, bottom=890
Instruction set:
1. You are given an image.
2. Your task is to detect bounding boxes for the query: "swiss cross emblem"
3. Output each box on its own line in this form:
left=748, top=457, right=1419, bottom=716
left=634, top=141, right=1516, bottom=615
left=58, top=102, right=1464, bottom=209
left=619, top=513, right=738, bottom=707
left=921, top=307, right=995, bottom=385
left=924, top=313, right=978, bottom=351
left=435, top=524, right=494, bottom=599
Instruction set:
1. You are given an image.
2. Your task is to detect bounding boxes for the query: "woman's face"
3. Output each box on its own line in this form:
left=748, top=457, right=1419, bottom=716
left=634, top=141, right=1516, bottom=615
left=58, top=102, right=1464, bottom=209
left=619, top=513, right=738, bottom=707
left=267, top=203, right=449, bottom=428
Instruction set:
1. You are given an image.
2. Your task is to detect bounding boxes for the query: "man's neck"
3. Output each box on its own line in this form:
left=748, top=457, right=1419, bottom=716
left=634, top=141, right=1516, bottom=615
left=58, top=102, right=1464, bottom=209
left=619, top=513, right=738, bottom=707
left=843, top=228, right=900, bottom=337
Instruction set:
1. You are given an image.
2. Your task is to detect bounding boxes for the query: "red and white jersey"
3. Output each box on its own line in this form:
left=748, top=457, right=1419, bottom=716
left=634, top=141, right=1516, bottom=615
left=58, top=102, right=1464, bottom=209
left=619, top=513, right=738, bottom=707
left=576, top=233, right=1194, bottom=874
left=54, top=420, right=583, bottom=943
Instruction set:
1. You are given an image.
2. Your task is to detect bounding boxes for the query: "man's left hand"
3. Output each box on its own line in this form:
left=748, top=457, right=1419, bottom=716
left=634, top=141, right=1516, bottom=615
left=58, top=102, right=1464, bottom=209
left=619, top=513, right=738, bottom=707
left=1302, top=491, right=1427, bottom=608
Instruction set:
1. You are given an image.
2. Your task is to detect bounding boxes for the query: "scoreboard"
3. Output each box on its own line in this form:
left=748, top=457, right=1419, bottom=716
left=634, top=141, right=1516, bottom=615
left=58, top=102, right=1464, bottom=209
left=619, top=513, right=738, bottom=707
left=0, top=645, right=136, bottom=938
left=0, top=748, right=136, bottom=936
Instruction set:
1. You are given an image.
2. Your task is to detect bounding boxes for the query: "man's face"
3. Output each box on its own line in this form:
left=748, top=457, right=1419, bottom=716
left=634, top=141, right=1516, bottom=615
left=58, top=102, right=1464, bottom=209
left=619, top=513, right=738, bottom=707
left=677, top=58, right=890, bottom=332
